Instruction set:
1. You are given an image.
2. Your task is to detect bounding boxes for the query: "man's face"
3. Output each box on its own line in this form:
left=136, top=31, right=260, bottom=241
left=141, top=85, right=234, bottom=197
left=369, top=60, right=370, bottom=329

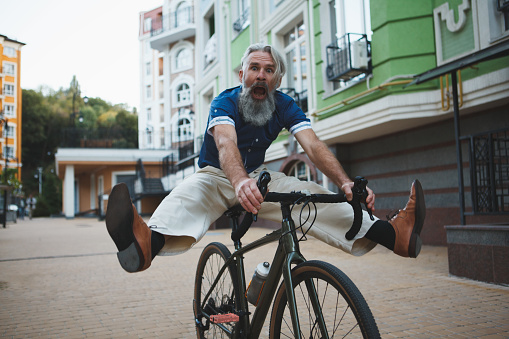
left=239, top=51, right=281, bottom=100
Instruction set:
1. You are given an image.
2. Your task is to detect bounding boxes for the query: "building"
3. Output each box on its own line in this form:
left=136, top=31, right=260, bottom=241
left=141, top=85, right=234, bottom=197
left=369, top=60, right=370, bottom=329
left=138, top=0, right=197, bottom=155
left=0, top=34, right=24, bottom=181
left=55, top=1, right=198, bottom=219
left=56, top=1, right=509, bottom=281
left=190, top=0, right=509, bottom=248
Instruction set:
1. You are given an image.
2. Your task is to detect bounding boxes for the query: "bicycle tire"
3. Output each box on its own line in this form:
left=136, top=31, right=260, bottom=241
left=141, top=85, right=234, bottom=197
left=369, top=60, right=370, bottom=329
left=269, top=260, right=380, bottom=339
left=194, top=242, right=241, bottom=339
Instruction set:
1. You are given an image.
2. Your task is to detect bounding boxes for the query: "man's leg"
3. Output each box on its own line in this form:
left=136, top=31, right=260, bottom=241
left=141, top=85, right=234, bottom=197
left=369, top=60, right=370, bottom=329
left=105, top=183, right=165, bottom=273
left=365, top=180, right=426, bottom=258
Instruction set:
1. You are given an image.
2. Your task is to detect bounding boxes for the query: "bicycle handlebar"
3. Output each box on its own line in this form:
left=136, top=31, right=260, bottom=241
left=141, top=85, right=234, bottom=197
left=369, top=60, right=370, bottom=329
left=231, top=171, right=374, bottom=242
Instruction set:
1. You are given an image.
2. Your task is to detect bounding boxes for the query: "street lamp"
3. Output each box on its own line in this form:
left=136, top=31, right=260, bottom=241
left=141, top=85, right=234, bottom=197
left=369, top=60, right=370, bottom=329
left=70, top=94, right=86, bottom=125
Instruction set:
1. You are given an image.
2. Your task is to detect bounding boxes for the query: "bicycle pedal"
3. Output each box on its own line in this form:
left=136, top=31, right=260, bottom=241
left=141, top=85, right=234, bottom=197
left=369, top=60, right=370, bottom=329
left=210, top=313, right=239, bottom=323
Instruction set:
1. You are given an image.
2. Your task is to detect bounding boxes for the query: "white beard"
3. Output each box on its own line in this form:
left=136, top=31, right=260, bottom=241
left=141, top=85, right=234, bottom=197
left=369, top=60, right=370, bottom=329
left=238, top=82, right=276, bottom=127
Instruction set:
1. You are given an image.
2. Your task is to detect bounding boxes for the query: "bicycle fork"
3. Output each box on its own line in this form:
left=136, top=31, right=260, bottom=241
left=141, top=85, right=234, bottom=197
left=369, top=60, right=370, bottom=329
left=280, top=202, right=330, bottom=339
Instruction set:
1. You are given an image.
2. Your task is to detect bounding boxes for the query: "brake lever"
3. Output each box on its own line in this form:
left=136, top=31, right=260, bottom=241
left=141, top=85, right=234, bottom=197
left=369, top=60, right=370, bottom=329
left=352, top=176, right=374, bottom=221
left=345, top=176, right=374, bottom=240
left=253, top=171, right=271, bottom=222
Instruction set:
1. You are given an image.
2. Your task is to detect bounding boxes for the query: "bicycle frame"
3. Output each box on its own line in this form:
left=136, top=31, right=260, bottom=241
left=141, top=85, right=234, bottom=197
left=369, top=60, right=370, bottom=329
left=198, top=202, right=328, bottom=339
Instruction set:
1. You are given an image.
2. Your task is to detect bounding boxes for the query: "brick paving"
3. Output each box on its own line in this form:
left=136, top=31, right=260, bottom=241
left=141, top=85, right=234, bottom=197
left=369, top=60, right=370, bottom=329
left=0, top=217, right=508, bottom=338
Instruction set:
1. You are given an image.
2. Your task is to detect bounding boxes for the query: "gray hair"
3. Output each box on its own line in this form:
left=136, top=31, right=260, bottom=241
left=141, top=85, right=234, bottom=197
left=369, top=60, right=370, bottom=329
left=240, top=43, right=286, bottom=83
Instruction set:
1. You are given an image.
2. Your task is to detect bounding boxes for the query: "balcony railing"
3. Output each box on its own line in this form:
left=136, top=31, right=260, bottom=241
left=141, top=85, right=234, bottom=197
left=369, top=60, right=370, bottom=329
left=280, top=88, right=308, bottom=113
left=60, top=127, right=138, bottom=148
left=461, top=127, right=509, bottom=215
left=233, top=8, right=250, bottom=33
left=326, top=33, right=371, bottom=82
left=151, top=6, right=194, bottom=37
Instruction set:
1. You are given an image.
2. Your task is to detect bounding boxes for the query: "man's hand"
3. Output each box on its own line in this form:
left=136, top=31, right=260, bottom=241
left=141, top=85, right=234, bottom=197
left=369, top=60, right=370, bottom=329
left=341, top=182, right=376, bottom=211
left=235, top=178, right=264, bottom=214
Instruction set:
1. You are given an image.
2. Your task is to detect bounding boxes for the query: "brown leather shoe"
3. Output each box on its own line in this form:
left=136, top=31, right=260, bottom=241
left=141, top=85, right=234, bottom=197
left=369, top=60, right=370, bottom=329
left=389, top=180, right=426, bottom=258
left=106, top=183, right=152, bottom=272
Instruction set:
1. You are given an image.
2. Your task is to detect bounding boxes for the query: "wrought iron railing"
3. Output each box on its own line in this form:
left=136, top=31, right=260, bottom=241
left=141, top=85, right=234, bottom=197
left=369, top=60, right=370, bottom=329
left=462, top=127, right=509, bottom=214
left=150, top=6, right=194, bottom=37
left=60, top=127, right=138, bottom=148
left=233, top=8, right=250, bottom=32
left=326, top=33, right=371, bottom=82
left=280, top=88, right=308, bottom=113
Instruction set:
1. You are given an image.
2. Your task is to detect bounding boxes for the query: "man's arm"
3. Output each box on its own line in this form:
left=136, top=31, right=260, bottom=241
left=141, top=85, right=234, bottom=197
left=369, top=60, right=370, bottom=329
left=294, top=129, right=375, bottom=209
left=211, top=124, right=264, bottom=214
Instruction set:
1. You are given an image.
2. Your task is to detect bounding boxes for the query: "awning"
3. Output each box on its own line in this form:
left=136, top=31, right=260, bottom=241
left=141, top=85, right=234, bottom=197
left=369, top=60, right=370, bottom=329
left=408, top=38, right=509, bottom=86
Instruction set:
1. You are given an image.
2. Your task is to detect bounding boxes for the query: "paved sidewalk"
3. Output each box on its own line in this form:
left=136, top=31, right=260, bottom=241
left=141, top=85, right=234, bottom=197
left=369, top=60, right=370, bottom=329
left=0, top=217, right=508, bottom=338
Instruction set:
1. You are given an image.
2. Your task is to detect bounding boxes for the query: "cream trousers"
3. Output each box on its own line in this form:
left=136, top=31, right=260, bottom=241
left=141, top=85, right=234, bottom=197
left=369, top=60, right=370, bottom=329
left=148, top=165, right=378, bottom=256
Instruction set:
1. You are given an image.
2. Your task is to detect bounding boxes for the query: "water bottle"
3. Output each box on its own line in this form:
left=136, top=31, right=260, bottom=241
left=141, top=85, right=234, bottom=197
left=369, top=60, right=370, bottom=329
left=247, top=262, right=270, bottom=306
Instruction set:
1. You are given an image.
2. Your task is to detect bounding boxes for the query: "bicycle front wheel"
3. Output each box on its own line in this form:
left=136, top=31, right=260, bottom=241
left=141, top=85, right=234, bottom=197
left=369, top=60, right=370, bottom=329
left=194, top=242, right=240, bottom=339
left=269, top=260, right=380, bottom=338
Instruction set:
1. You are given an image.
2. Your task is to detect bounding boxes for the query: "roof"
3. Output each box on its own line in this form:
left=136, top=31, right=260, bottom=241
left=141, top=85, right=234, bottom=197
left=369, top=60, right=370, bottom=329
left=55, top=148, right=176, bottom=163
left=408, top=38, right=509, bottom=86
left=0, top=34, right=26, bottom=46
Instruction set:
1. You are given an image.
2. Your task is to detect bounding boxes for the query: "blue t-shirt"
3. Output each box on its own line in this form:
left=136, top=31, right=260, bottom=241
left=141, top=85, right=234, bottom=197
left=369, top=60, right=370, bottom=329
left=198, top=86, right=311, bottom=173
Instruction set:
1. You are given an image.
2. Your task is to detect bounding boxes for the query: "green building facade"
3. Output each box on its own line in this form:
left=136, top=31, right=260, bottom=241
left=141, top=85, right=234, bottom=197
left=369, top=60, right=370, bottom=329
left=193, top=0, right=509, bottom=245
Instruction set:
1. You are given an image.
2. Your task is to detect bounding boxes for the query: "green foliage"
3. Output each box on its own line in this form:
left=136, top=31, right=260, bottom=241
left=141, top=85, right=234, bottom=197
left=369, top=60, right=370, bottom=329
left=32, top=166, right=62, bottom=217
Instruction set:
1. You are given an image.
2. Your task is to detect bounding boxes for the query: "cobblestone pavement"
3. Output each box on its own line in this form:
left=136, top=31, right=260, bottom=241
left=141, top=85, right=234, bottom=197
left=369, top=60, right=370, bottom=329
left=0, top=217, right=508, bottom=338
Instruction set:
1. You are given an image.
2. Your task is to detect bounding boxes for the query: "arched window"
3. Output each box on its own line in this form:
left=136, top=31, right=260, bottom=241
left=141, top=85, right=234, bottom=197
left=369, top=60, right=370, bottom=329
left=176, top=48, right=192, bottom=70
left=174, top=112, right=193, bottom=143
left=288, top=161, right=311, bottom=181
left=176, top=83, right=191, bottom=105
left=176, top=2, right=191, bottom=27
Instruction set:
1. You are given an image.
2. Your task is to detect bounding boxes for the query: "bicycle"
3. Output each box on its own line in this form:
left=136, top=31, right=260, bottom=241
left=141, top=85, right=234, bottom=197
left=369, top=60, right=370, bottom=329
left=193, top=171, right=381, bottom=338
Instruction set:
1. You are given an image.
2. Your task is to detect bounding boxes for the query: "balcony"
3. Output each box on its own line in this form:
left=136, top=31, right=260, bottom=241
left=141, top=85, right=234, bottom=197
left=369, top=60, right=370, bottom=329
left=326, top=33, right=371, bottom=82
left=150, top=6, right=195, bottom=52
left=280, top=88, right=308, bottom=113
left=233, top=8, right=250, bottom=34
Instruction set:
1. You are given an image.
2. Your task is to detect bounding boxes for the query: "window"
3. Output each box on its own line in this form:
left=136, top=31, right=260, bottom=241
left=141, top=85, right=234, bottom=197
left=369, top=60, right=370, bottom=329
left=328, top=0, right=371, bottom=90
left=3, top=63, right=14, bottom=75
left=147, top=108, right=152, bottom=121
left=160, top=127, right=165, bottom=147
left=3, top=84, right=14, bottom=96
left=159, top=104, right=164, bottom=122
left=159, top=57, right=164, bottom=76
left=233, top=0, right=250, bottom=32
left=176, top=2, right=191, bottom=27
left=331, top=0, right=371, bottom=41
left=146, top=127, right=153, bottom=145
left=146, top=85, right=152, bottom=99
left=178, top=118, right=192, bottom=141
left=288, top=161, right=311, bottom=181
left=3, top=47, right=15, bottom=58
left=176, top=83, right=191, bottom=105
left=3, top=125, right=14, bottom=138
left=144, top=17, right=152, bottom=33
left=176, top=48, right=192, bottom=70
left=4, top=104, right=15, bottom=116
left=284, top=22, right=308, bottom=113
left=2, top=146, right=14, bottom=160
left=146, top=62, right=151, bottom=76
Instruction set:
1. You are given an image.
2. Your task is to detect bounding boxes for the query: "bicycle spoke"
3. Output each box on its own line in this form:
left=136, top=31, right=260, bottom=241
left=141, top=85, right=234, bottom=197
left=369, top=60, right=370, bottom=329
left=270, top=261, right=379, bottom=339
left=194, top=243, right=239, bottom=338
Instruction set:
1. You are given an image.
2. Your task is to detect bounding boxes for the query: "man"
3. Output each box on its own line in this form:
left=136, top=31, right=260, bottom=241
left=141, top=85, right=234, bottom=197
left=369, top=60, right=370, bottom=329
left=106, top=44, right=426, bottom=273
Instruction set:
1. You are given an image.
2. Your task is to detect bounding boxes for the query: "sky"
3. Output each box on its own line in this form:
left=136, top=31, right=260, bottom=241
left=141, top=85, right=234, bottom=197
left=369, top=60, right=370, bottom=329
left=0, top=0, right=163, bottom=111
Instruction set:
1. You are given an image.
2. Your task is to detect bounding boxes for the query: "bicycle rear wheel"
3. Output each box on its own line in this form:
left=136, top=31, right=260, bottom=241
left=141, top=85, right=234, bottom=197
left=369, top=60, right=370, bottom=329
left=269, top=260, right=380, bottom=338
left=194, top=242, right=240, bottom=339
